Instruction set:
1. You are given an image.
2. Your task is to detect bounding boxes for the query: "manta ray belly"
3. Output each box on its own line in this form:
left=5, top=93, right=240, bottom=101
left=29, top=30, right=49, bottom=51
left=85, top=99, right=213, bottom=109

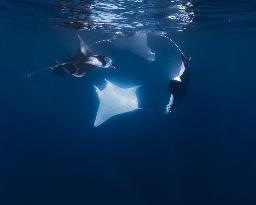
left=85, top=56, right=103, bottom=67
left=94, top=80, right=140, bottom=127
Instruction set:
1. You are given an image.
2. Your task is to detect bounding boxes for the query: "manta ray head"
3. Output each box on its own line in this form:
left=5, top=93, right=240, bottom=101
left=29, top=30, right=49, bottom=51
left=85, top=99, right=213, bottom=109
left=103, top=56, right=113, bottom=68
left=85, top=55, right=113, bottom=69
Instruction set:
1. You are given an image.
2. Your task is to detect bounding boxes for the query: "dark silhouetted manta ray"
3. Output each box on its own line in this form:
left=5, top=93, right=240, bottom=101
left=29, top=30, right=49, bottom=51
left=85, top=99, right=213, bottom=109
left=165, top=55, right=190, bottom=114
left=51, top=35, right=114, bottom=77
left=27, top=34, right=114, bottom=78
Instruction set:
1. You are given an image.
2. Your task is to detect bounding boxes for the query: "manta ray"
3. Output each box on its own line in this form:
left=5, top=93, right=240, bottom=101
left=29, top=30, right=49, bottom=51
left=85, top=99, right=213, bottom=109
left=51, top=34, right=113, bottom=77
left=94, top=79, right=140, bottom=127
left=166, top=55, right=190, bottom=114
left=91, top=31, right=156, bottom=62
left=112, top=31, right=156, bottom=62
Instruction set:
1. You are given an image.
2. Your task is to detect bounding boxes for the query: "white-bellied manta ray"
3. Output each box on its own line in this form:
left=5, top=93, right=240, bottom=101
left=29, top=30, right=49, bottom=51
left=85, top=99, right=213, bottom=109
left=94, top=79, right=140, bottom=127
left=51, top=34, right=114, bottom=77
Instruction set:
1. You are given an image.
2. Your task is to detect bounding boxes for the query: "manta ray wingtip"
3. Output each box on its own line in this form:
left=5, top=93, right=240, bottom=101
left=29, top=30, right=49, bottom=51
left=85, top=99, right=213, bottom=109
left=93, top=121, right=100, bottom=127
left=77, top=33, right=82, bottom=40
left=94, top=85, right=101, bottom=93
left=129, top=85, right=141, bottom=92
left=104, top=79, right=113, bottom=85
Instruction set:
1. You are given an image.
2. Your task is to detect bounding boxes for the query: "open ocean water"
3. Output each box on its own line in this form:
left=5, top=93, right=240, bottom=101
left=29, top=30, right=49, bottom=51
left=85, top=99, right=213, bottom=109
left=1, top=0, right=256, bottom=205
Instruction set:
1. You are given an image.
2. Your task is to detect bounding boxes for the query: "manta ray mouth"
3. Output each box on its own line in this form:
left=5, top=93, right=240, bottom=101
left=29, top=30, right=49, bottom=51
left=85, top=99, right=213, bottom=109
left=103, top=57, right=113, bottom=68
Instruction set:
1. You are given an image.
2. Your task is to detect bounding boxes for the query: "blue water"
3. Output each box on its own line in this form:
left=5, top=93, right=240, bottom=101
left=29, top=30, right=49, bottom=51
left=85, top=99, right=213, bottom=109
left=1, top=1, right=256, bottom=205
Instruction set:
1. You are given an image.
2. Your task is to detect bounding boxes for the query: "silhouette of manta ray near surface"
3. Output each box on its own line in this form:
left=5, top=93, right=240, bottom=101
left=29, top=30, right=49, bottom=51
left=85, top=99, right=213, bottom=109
left=26, top=34, right=114, bottom=78
left=51, top=35, right=114, bottom=77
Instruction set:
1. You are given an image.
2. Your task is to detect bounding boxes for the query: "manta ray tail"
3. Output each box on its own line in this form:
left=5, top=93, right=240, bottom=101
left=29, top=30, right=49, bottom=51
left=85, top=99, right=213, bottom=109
left=25, top=61, right=66, bottom=78
left=160, top=34, right=190, bottom=60
left=25, top=67, right=51, bottom=78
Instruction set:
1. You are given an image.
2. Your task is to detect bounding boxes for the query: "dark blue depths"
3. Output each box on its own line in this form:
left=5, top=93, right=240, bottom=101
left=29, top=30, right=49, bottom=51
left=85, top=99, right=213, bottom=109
left=1, top=7, right=256, bottom=205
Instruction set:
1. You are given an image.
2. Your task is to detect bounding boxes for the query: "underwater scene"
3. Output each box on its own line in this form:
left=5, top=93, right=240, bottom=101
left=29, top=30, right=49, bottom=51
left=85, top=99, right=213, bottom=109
left=1, top=0, right=256, bottom=204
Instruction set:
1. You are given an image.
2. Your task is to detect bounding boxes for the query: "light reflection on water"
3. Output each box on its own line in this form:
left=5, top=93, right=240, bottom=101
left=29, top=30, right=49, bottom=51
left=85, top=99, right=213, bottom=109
left=0, top=0, right=194, bottom=32
left=89, top=0, right=194, bottom=31
left=1, top=0, right=256, bottom=32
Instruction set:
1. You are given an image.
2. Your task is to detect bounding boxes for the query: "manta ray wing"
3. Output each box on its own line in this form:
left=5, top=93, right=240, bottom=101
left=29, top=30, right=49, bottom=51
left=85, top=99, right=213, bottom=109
left=78, top=34, right=92, bottom=56
left=166, top=56, right=190, bottom=114
left=94, top=80, right=140, bottom=127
